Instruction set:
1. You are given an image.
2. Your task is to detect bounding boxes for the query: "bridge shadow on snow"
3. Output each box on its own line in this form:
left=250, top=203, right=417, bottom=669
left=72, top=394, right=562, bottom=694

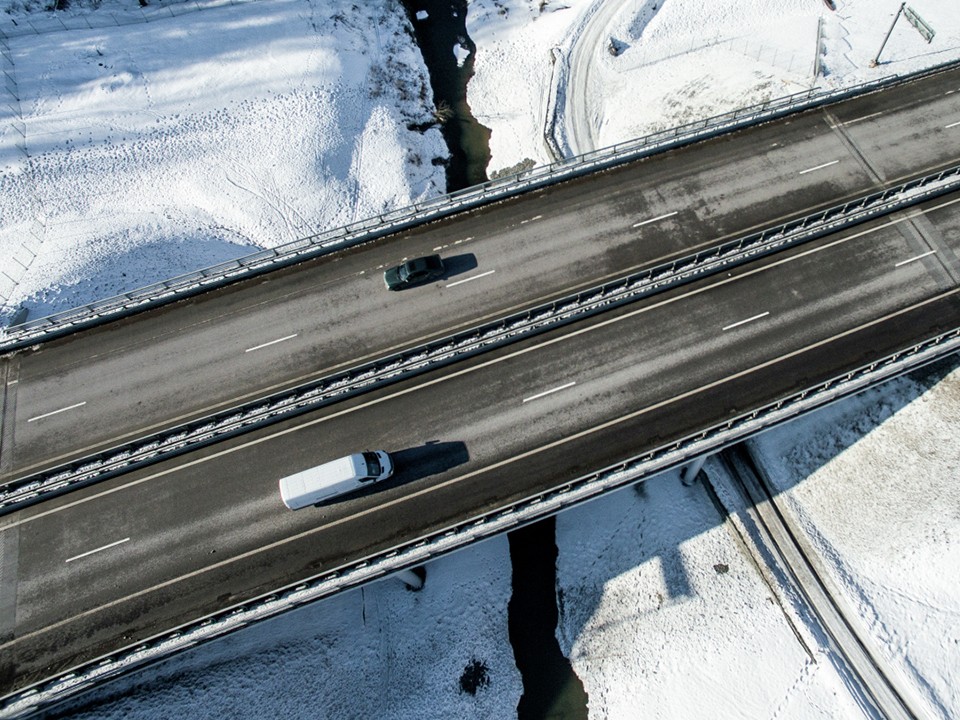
left=548, top=354, right=960, bottom=715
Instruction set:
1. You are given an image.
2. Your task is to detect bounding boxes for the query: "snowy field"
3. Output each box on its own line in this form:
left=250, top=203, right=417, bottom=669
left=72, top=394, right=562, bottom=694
left=2, top=0, right=960, bottom=717
left=0, top=0, right=447, bottom=320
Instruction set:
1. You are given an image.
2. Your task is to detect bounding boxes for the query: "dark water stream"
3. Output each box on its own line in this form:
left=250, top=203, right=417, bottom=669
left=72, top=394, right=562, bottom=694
left=398, top=6, right=587, bottom=717
left=400, top=0, right=491, bottom=191
left=508, top=518, right=590, bottom=720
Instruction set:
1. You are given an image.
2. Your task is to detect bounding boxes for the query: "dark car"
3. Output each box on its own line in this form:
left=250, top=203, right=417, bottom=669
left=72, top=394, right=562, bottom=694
left=383, top=254, right=445, bottom=290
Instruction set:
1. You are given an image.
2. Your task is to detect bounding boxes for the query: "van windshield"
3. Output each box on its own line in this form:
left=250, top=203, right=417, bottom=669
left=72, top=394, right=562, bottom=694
left=361, top=451, right=382, bottom=478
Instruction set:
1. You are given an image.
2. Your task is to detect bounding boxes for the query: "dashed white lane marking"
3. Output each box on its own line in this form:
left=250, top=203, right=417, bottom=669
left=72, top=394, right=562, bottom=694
left=446, top=270, right=496, bottom=288
left=245, top=334, right=298, bottom=353
left=66, top=537, right=130, bottom=564
left=895, top=249, right=937, bottom=267
left=27, top=401, right=86, bottom=423
left=632, top=211, right=678, bottom=228
left=520, top=215, right=543, bottom=225
left=6, top=379, right=17, bottom=386
left=946, top=120, right=960, bottom=129
left=522, top=381, right=577, bottom=404
left=844, top=111, right=884, bottom=125
left=435, top=237, right=474, bottom=251
left=798, top=159, right=840, bottom=175
left=722, top=311, right=770, bottom=332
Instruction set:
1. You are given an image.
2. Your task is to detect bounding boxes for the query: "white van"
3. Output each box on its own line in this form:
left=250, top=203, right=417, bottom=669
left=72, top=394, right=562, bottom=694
left=278, top=451, right=393, bottom=510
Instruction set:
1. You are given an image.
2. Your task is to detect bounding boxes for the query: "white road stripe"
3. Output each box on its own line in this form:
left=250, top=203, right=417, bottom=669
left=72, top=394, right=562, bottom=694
left=844, top=111, right=884, bottom=125
left=65, top=537, right=130, bottom=563
left=520, top=215, right=543, bottom=225
left=27, top=401, right=86, bottom=423
left=722, top=311, right=770, bottom=332
left=632, top=211, right=678, bottom=228
left=245, top=334, right=298, bottom=353
left=895, top=249, right=937, bottom=267
left=522, top=381, right=577, bottom=404
left=946, top=120, right=960, bottom=129
left=798, top=160, right=840, bottom=175
left=446, top=270, right=496, bottom=288
left=7, top=379, right=17, bottom=385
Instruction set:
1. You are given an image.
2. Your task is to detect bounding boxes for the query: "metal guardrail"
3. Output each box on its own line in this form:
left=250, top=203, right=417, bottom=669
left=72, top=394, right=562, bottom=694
left=4, top=310, right=958, bottom=719
left=4, top=164, right=959, bottom=514
left=3, top=57, right=960, bottom=352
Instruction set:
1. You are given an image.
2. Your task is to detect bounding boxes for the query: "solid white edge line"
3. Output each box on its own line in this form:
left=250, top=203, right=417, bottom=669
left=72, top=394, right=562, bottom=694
left=446, top=270, right=496, bottom=288
left=245, top=334, right=298, bottom=353
left=522, top=381, right=577, bottom=404
left=632, top=211, right=678, bottom=228
left=798, top=159, right=840, bottom=175
left=65, top=537, right=130, bottom=563
left=895, top=250, right=937, bottom=268
left=27, top=401, right=87, bottom=423
left=722, top=311, right=770, bottom=332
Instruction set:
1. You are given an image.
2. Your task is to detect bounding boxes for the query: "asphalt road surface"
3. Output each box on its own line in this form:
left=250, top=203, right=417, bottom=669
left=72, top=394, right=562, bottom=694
left=3, top=187, right=960, bottom=693
left=3, top=68, right=960, bottom=483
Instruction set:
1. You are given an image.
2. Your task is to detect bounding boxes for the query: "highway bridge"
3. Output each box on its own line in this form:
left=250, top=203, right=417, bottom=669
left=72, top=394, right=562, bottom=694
left=2, top=65, right=960, bottom=712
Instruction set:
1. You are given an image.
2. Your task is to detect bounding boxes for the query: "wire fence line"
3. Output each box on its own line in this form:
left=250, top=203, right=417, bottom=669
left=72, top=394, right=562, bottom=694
left=613, top=28, right=820, bottom=81
left=0, top=0, right=262, bottom=40
left=0, top=30, right=44, bottom=311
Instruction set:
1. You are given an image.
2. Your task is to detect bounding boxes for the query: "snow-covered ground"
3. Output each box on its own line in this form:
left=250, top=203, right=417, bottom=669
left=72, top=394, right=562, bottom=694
left=556, top=357, right=960, bottom=719
left=0, top=0, right=447, bottom=321
left=2, top=0, right=960, bottom=717
left=468, top=0, right=960, bottom=169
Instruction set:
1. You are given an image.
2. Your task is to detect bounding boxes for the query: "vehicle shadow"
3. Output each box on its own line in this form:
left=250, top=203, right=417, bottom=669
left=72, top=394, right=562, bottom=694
left=439, top=253, right=479, bottom=281
left=388, top=439, right=470, bottom=484
left=318, top=440, right=470, bottom=506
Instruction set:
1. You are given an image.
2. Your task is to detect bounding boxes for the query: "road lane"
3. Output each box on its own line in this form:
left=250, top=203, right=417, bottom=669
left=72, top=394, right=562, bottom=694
left=6, top=69, right=960, bottom=483
left=4, top=195, right=960, bottom=690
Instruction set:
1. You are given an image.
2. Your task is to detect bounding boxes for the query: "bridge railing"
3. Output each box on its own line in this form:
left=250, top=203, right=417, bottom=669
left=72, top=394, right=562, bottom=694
left=3, top=58, right=960, bottom=352
left=4, top=163, right=959, bottom=514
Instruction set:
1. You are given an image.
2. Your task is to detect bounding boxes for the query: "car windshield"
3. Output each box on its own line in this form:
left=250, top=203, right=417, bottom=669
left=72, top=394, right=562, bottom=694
left=362, top=451, right=382, bottom=477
